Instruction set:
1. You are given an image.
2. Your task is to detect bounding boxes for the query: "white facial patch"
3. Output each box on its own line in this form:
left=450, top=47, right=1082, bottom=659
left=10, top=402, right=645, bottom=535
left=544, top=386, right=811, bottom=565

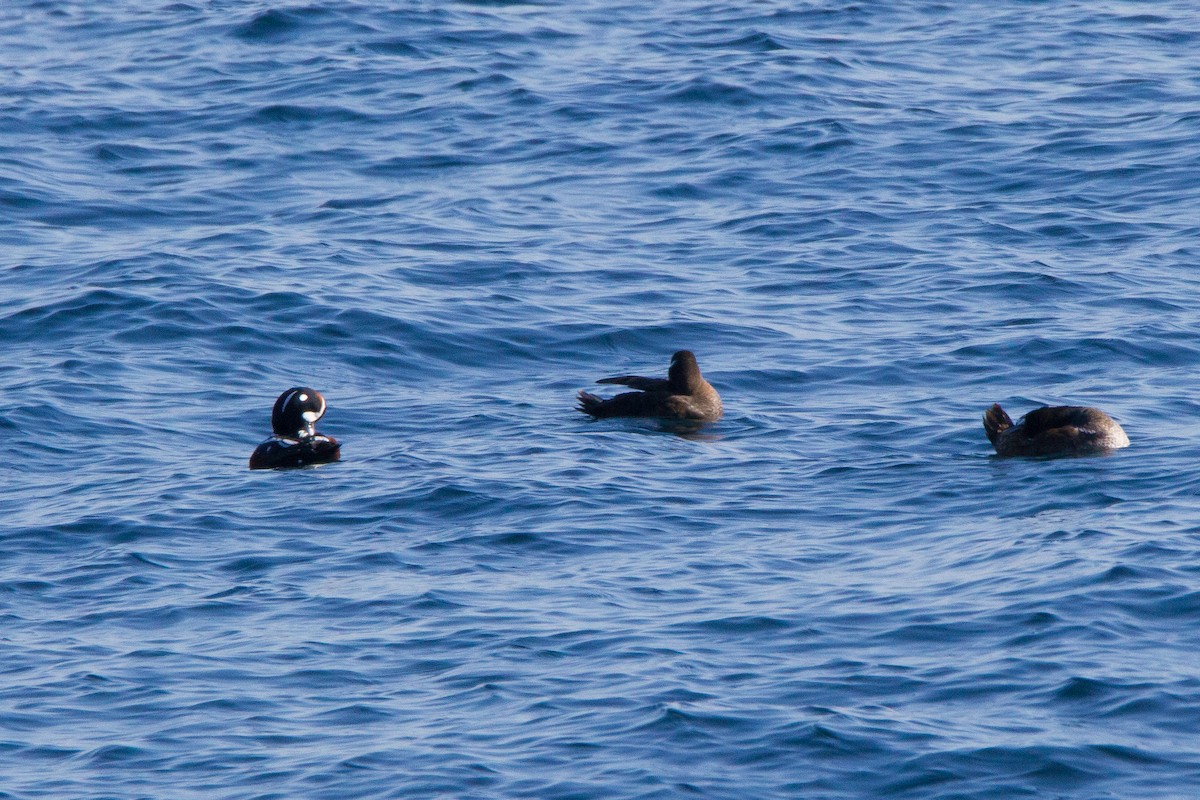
left=302, top=410, right=320, bottom=422
left=299, top=393, right=309, bottom=402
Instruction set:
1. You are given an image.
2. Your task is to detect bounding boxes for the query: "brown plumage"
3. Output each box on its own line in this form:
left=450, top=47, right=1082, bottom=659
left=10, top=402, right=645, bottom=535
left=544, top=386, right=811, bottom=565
left=577, top=350, right=722, bottom=421
left=983, top=403, right=1129, bottom=457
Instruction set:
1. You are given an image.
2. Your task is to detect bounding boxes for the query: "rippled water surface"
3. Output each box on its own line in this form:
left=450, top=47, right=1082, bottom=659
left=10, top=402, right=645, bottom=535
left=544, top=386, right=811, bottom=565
left=4, top=2, right=1200, bottom=797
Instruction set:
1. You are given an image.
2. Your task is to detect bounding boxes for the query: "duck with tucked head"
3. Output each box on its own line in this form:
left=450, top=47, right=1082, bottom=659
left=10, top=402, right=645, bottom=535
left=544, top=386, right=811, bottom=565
left=249, top=387, right=341, bottom=470
left=576, top=350, right=722, bottom=421
left=983, top=403, right=1129, bottom=457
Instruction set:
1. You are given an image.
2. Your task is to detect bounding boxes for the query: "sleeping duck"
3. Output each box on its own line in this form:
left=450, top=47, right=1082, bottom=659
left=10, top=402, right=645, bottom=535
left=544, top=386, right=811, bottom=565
left=983, top=403, right=1129, bottom=457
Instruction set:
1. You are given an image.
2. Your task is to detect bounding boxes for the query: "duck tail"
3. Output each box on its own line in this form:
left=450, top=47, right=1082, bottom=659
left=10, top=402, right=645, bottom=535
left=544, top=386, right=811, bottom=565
left=576, top=390, right=604, bottom=418
left=983, top=403, right=1012, bottom=445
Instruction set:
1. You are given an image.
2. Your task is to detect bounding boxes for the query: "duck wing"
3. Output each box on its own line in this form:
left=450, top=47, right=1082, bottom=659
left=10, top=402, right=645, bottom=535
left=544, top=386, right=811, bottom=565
left=1020, top=406, right=1095, bottom=436
left=577, top=389, right=665, bottom=418
left=595, top=375, right=670, bottom=392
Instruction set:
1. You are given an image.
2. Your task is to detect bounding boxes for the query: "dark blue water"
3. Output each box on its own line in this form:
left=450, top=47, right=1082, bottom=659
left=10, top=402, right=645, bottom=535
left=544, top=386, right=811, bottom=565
left=4, top=2, right=1200, bottom=797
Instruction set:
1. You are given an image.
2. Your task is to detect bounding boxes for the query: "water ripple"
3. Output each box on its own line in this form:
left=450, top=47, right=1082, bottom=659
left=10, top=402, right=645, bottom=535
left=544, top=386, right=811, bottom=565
left=3, top=1, right=1200, bottom=798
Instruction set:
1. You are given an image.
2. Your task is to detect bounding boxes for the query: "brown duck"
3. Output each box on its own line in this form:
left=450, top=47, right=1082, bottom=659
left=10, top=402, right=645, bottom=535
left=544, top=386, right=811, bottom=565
left=983, top=403, right=1129, bottom=457
left=577, top=350, right=722, bottom=421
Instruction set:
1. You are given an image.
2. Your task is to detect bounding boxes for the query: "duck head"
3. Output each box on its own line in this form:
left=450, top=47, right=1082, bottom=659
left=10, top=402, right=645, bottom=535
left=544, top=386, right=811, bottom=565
left=271, top=387, right=327, bottom=438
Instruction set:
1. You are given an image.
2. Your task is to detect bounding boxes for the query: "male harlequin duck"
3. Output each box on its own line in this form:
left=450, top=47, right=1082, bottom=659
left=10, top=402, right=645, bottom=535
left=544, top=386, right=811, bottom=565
left=576, top=350, right=723, bottom=421
left=249, top=387, right=341, bottom=470
left=983, top=403, right=1129, bottom=457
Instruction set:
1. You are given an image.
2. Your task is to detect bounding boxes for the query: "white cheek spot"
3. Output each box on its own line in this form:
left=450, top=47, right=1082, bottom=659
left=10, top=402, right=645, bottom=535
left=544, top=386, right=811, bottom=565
left=299, top=393, right=309, bottom=402
left=302, top=410, right=319, bottom=422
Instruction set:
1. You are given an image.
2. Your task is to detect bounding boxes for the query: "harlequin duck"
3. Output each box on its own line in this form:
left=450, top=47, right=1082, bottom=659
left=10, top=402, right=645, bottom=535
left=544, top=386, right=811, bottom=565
left=983, top=403, right=1129, bottom=457
left=249, top=387, right=341, bottom=470
left=577, top=350, right=723, bottom=421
